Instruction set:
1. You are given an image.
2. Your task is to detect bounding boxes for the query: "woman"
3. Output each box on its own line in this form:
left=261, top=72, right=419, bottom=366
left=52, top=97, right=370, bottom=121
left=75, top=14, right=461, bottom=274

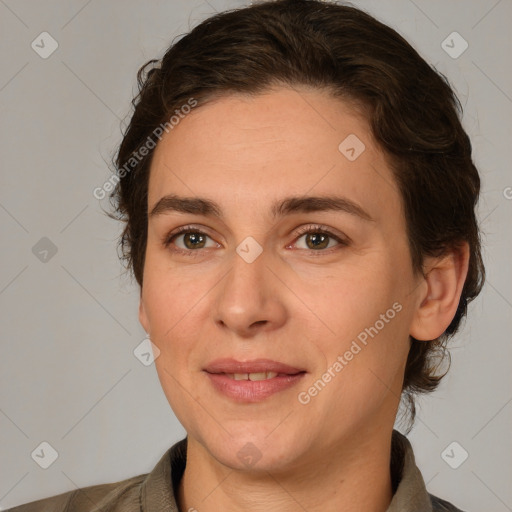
left=8, top=0, right=484, bottom=510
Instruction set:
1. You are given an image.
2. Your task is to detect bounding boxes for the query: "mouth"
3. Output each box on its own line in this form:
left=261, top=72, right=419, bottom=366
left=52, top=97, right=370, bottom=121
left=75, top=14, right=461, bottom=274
left=223, top=371, right=281, bottom=381
left=203, top=358, right=306, bottom=402
left=204, top=358, right=305, bottom=375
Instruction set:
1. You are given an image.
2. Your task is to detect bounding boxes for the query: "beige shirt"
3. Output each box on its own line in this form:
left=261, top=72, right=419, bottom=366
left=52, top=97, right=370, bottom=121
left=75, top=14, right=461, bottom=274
left=7, top=430, right=464, bottom=511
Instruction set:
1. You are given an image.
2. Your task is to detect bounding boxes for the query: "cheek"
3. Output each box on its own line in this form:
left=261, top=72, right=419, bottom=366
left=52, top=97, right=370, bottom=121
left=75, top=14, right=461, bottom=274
left=307, top=259, right=400, bottom=337
left=141, top=258, right=216, bottom=369
left=146, top=283, right=202, bottom=422
left=306, top=263, right=411, bottom=397
left=142, top=259, right=200, bottom=335
left=303, top=314, right=409, bottom=429
left=141, top=279, right=192, bottom=385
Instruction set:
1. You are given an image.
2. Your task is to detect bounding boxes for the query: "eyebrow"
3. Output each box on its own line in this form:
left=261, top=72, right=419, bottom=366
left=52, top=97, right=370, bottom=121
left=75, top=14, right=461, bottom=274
left=149, top=194, right=374, bottom=222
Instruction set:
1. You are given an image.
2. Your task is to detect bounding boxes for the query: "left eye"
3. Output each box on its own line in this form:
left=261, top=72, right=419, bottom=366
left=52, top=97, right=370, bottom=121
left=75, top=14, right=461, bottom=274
left=294, top=230, right=343, bottom=250
left=171, top=231, right=218, bottom=250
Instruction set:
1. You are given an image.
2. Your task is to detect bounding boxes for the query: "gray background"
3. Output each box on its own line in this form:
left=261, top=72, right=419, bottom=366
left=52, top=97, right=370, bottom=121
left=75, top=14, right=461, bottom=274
left=0, top=0, right=510, bottom=510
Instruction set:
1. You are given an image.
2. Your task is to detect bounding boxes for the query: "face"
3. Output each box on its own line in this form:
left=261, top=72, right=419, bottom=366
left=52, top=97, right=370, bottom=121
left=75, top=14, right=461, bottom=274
left=139, top=86, right=424, bottom=472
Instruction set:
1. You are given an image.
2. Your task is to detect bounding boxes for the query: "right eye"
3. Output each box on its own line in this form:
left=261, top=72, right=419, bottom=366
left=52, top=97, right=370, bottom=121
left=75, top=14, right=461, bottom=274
left=164, top=226, right=221, bottom=255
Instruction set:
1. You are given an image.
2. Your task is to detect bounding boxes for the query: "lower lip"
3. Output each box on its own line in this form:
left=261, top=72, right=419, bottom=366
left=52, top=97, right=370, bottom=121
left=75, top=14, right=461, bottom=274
left=205, top=372, right=306, bottom=402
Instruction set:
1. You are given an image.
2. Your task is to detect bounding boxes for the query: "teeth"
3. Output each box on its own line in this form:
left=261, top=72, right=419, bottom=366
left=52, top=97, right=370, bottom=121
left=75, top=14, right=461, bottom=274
left=249, top=372, right=271, bottom=381
left=229, top=371, right=279, bottom=381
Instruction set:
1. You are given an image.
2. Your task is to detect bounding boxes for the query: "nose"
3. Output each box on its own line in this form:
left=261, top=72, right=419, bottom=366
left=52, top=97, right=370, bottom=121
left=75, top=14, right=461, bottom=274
left=213, top=247, right=287, bottom=338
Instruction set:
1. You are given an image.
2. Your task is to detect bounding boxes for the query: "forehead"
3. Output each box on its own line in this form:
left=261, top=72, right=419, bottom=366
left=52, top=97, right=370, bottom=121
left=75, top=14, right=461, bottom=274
left=148, top=86, right=401, bottom=222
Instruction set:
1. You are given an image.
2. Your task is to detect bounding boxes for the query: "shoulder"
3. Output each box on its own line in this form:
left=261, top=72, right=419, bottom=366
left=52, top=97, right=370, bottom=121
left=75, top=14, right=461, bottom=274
left=430, top=493, right=468, bottom=512
left=6, top=473, right=147, bottom=512
left=6, top=439, right=186, bottom=512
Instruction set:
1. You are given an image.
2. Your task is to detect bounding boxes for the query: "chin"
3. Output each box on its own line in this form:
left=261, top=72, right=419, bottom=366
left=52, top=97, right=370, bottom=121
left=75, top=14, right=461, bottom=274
left=197, top=424, right=311, bottom=474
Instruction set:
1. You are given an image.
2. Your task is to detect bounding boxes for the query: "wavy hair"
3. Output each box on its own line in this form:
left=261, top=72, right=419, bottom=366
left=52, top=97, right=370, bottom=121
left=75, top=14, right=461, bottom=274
left=111, top=0, right=485, bottom=423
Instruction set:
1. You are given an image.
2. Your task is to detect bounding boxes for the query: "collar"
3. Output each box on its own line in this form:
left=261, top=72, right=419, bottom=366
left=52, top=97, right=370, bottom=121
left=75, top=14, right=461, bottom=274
left=139, top=430, right=433, bottom=512
left=386, top=430, right=433, bottom=512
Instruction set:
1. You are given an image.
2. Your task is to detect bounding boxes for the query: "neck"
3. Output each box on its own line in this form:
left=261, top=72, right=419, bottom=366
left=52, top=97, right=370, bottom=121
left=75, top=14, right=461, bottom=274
left=177, top=428, right=394, bottom=512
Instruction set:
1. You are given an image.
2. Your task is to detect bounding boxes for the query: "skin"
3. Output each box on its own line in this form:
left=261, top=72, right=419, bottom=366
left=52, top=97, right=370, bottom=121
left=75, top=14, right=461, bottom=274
left=139, top=86, right=469, bottom=512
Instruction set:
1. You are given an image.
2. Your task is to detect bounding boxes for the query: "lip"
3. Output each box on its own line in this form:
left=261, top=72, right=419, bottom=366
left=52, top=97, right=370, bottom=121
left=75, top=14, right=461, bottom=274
left=204, top=358, right=305, bottom=375
left=203, top=358, right=306, bottom=403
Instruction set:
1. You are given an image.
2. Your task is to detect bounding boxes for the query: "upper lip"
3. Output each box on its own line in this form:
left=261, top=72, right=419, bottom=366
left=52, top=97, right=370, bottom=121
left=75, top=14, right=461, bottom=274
left=204, top=358, right=305, bottom=375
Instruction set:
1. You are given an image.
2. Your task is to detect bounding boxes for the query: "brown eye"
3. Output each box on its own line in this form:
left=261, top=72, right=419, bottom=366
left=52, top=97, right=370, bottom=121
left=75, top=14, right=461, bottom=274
left=181, top=232, right=207, bottom=250
left=164, top=227, right=219, bottom=254
left=294, top=227, right=346, bottom=251
left=304, top=232, right=330, bottom=250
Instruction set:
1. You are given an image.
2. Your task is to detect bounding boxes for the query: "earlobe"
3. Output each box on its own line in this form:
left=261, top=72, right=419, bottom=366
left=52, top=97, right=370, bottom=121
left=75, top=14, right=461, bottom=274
left=410, top=243, right=470, bottom=341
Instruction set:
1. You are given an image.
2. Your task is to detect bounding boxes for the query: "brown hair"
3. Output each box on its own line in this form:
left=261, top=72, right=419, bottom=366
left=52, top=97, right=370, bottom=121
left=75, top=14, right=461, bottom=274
left=111, top=0, right=485, bottom=420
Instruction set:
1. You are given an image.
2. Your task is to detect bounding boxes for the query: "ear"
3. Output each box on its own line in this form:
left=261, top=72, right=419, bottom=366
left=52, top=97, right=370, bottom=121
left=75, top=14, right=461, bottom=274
left=139, top=294, right=150, bottom=334
left=410, top=243, right=470, bottom=341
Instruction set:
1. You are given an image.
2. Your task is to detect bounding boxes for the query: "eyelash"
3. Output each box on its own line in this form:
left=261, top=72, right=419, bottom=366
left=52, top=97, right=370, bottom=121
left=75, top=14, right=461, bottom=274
left=163, top=224, right=349, bottom=257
